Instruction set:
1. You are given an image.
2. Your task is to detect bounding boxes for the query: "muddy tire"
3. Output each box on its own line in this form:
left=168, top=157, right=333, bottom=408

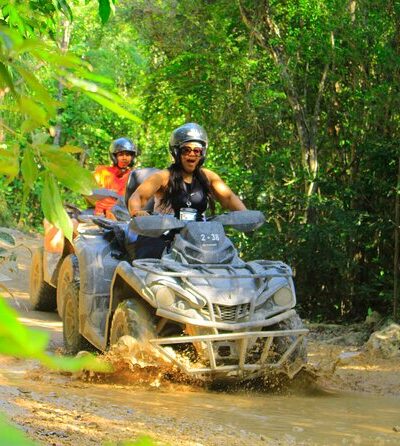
left=29, top=247, right=56, bottom=311
left=62, top=281, right=91, bottom=354
left=273, top=314, right=307, bottom=362
left=110, top=299, right=155, bottom=350
left=56, top=254, right=79, bottom=318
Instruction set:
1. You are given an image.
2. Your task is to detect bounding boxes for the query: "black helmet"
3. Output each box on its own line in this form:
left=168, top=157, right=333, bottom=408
left=169, top=123, right=208, bottom=163
left=109, top=137, right=137, bottom=166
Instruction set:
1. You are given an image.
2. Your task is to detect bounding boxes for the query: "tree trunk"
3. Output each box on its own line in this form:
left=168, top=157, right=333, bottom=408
left=394, top=156, right=400, bottom=321
left=53, top=19, right=72, bottom=146
left=238, top=0, right=330, bottom=222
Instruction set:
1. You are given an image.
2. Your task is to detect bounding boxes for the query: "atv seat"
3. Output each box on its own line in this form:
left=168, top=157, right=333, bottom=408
left=124, top=167, right=160, bottom=211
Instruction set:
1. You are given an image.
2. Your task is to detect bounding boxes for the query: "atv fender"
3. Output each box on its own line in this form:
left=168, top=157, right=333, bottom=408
left=43, top=251, right=63, bottom=286
left=110, top=261, right=155, bottom=306
left=44, top=240, right=75, bottom=287
left=106, top=261, right=158, bottom=345
left=73, top=233, right=121, bottom=350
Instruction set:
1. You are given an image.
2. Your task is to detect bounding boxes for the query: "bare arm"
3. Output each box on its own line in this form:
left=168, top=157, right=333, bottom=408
left=203, top=169, right=247, bottom=211
left=128, top=170, right=169, bottom=216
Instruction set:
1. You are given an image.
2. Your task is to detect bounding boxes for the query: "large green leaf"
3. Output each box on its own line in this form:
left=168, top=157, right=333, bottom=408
left=0, top=26, right=23, bottom=48
left=21, top=119, right=39, bottom=134
left=44, top=354, right=112, bottom=372
left=98, top=0, right=112, bottom=24
left=32, top=47, right=89, bottom=70
left=0, top=144, right=19, bottom=181
left=32, top=132, right=50, bottom=145
left=21, top=147, right=39, bottom=189
left=73, top=69, right=114, bottom=85
left=0, top=298, right=112, bottom=372
left=0, top=415, right=36, bottom=446
left=55, top=0, right=73, bottom=21
left=13, top=37, right=43, bottom=54
left=41, top=172, right=73, bottom=241
left=40, top=145, right=95, bottom=195
left=0, top=61, right=18, bottom=99
left=0, top=298, right=49, bottom=356
left=60, top=144, right=83, bottom=154
left=85, top=91, right=142, bottom=123
left=61, top=72, right=142, bottom=122
left=19, top=96, right=48, bottom=126
left=16, top=66, right=59, bottom=116
left=61, top=75, right=121, bottom=102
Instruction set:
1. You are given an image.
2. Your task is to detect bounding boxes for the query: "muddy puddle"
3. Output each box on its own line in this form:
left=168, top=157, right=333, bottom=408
left=1, top=229, right=400, bottom=445
left=1, top=354, right=400, bottom=446
left=75, top=386, right=400, bottom=446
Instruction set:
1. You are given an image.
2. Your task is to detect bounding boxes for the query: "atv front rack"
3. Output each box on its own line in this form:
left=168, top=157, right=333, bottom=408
left=131, top=258, right=293, bottom=279
left=149, top=328, right=308, bottom=379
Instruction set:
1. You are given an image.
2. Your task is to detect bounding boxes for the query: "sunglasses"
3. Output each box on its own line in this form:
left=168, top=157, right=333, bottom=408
left=180, top=146, right=203, bottom=157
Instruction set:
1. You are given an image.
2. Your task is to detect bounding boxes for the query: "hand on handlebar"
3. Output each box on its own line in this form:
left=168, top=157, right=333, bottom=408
left=131, top=210, right=150, bottom=217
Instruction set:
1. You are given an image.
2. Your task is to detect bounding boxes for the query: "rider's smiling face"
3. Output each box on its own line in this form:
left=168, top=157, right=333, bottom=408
left=179, top=142, right=203, bottom=173
left=116, top=151, right=133, bottom=169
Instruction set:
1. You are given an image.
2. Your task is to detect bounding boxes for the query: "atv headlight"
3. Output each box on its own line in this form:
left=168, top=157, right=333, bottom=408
left=272, top=287, right=293, bottom=307
left=155, top=286, right=175, bottom=307
left=152, top=284, right=206, bottom=309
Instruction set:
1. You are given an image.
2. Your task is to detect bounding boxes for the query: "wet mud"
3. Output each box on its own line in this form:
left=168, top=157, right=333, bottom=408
left=1, top=228, right=400, bottom=445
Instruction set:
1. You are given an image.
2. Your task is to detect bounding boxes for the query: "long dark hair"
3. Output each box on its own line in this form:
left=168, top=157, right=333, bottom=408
left=160, top=162, right=215, bottom=214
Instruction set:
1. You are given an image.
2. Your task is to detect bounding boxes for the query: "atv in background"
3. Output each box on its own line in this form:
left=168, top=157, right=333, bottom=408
left=28, top=168, right=157, bottom=318
left=61, top=210, right=308, bottom=381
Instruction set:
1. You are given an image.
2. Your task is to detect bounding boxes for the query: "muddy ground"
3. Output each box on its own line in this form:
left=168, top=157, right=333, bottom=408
left=0, top=228, right=399, bottom=446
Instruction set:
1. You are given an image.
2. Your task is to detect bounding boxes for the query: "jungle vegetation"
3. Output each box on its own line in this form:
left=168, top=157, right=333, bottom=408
left=0, top=0, right=399, bottom=323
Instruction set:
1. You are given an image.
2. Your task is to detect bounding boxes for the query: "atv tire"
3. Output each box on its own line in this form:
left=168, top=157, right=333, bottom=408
left=57, top=254, right=79, bottom=318
left=273, top=314, right=307, bottom=362
left=110, top=299, right=156, bottom=355
left=62, top=281, right=91, bottom=354
left=29, top=247, right=56, bottom=311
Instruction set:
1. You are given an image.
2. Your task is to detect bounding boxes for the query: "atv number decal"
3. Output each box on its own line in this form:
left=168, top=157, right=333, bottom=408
left=200, top=233, right=220, bottom=242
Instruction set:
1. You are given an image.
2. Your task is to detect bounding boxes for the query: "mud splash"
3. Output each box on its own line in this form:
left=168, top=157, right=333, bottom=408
left=2, top=228, right=400, bottom=445
left=73, top=334, right=321, bottom=397
left=65, top=336, right=209, bottom=395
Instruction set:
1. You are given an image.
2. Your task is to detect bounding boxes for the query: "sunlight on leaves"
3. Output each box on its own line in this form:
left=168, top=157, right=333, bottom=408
left=41, top=173, right=73, bottom=241
left=0, top=414, right=36, bottom=446
left=0, top=297, right=112, bottom=372
left=21, top=147, right=39, bottom=189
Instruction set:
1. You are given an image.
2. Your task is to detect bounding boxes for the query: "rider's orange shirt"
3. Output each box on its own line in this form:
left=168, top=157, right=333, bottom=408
left=93, top=165, right=131, bottom=217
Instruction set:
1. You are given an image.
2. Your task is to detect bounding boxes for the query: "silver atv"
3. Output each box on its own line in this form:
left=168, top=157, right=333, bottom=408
left=28, top=188, right=124, bottom=318
left=62, top=210, right=308, bottom=381
left=28, top=168, right=157, bottom=318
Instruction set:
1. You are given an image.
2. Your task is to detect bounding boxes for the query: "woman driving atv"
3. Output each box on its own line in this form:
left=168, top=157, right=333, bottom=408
left=127, top=122, right=246, bottom=258
left=94, top=137, right=137, bottom=219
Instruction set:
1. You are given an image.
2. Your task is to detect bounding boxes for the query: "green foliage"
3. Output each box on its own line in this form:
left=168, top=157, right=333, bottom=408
left=0, top=190, right=14, bottom=227
left=0, top=297, right=111, bottom=371
left=0, top=0, right=140, bottom=239
left=118, top=0, right=399, bottom=322
left=0, top=414, right=36, bottom=446
left=0, top=0, right=398, bottom=322
left=0, top=413, right=155, bottom=446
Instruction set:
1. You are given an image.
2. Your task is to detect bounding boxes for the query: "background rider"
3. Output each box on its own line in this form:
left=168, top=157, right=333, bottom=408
left=94, top=137, right=137, bottom=219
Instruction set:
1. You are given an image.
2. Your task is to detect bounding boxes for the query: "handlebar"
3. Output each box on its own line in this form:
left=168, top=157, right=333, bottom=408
left=129, top=210, right=265, bottom=238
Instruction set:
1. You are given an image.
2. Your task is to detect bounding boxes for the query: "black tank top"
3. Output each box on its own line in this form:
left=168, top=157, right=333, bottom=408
left=172, top=178, right=208, bottom=219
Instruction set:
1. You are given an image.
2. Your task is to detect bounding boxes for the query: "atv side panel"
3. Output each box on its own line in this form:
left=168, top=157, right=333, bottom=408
left=74, top=232, right=121, bottom=350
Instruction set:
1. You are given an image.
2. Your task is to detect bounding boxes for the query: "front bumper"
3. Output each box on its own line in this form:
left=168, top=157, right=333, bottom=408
left=149, top=327, right=308, bottom=380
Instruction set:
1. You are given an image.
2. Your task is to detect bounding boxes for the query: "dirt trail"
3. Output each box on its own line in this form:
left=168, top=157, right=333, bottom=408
left=1, top=228, right=400, bottom=446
